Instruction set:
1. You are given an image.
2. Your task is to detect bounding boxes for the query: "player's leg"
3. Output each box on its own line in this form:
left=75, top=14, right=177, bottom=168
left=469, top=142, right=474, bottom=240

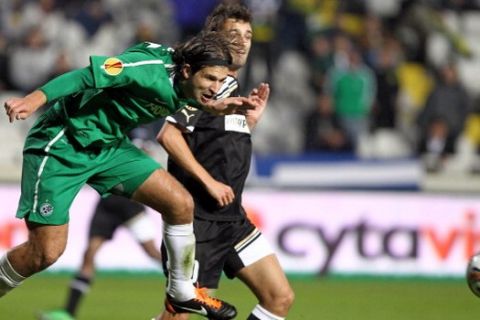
left=224, top=223, right=294, bottom=319
left=154, top=219, right=230, bottom=320
left=139, top=240, right=163, bottom=262
left=39, top=235, right=107, bottom=320
left=126, top=211, right=162, bottom=262
left=132, top=169, right=236, bottom=319
left=0, top=222, right=68, bottom=297
left=132, top=169, right=196, bottom=299
left=2, top=127, right=91, bottom=299
left=64, top=236, right=106, bottom=318
left=62, top=194, right=135, bottom=317
left=97, top=141, right=235, bottom=319
left=40, top=196, right=119, bottom=320
left=154, top=240, right=191, bottom=320
left=237, top=255, right=294, bottom=319
left=90, top=145, right=195, bottom=299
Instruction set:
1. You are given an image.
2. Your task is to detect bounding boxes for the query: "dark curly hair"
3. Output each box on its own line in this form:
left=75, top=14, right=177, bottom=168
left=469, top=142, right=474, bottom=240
left=173, top=31, right=232, bottom=74
left=203, top=3, right=252, bottom=32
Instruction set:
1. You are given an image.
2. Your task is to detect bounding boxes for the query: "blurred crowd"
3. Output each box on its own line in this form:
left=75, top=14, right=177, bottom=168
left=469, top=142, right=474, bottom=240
left=2, top=0, right=480, bottom=173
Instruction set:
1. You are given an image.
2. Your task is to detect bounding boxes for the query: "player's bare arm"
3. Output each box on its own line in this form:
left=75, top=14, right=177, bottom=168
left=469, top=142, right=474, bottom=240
left=157, top=122, right=235, bottom=207
left=202, top=96, right=255, bottom=116
left=4, top=90, right=47, bottom=123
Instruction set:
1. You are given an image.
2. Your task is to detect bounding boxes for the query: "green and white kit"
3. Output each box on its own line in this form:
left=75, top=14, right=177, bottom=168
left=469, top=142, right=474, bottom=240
left=18, top=42, right=195, bottom=225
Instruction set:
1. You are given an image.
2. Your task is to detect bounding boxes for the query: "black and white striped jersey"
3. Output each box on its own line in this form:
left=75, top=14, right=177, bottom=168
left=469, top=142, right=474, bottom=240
left=166, top=75, right=251, bottom=221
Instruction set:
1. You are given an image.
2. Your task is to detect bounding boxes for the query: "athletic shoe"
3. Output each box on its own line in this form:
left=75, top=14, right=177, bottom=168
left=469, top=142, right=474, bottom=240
left=37, top=310, right=75, bottom=320
left=164, top=287, right=237, bottom=320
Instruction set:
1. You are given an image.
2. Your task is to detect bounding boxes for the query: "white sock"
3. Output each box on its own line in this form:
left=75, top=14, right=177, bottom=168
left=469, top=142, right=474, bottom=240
left=251, top=304, right=285, bottom=320
left=0, top=254, right=26, bottom=297
left=163, top=223, right=195, bottom=301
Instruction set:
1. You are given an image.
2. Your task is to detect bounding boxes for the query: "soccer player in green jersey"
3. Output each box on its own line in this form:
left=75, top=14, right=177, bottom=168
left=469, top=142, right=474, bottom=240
left=1, top=31, right=256, bottom=320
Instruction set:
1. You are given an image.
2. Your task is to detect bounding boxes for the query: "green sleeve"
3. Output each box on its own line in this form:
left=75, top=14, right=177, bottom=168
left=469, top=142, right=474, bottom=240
left=89, top=43, right=171, bottom=89
left=39, top=67, right=95, bottom=102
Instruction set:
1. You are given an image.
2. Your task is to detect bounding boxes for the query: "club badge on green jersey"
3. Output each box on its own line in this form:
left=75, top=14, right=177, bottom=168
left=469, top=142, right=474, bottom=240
left=40, top=202, right=54, bottom=217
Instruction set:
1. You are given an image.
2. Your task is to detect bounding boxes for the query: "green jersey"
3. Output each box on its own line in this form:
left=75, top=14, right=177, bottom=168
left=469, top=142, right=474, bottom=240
left=33, top=42, right=197, bottom=148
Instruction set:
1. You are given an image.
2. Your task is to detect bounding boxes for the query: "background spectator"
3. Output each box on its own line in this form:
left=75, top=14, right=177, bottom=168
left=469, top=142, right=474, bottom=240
left=308, top=32, right=335, bottom=92
left=371, top=43, right=401, bottom=131
left=8, top=26, right=57, bottom=93
left=168, top=0, right=219, bottom=41
left=0, top=32, right=13, bottom=91
left=325, top=46, right=377, bottom=150
left=73, top=0, right=112, bottom=39
left=416, top=63, right=472, bottom=172
left=242, top=0, right=280, bottom=92
left=304, top=92, right=352, bottom=153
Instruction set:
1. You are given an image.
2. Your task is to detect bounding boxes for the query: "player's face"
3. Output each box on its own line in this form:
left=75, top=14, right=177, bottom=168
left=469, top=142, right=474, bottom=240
left=184, top=65, right=229, bottom=105
left=221, top=18, right=252, bottom=68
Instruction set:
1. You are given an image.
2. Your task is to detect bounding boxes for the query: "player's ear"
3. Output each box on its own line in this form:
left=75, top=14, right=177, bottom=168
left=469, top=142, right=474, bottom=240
left=181, top=64, right=192, bottom=79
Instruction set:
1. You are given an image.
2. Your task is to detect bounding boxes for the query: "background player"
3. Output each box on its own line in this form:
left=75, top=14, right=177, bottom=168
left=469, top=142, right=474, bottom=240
left=156, top=4, right=294, bottom=320
left=1, top=32, right=257, bottom=320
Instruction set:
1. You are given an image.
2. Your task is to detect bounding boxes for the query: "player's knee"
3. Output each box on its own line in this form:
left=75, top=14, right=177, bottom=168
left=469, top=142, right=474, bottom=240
left=280, top=286, right=295, bottom=311
left=182, top=193, right=194, bottom=215
left=162, top=190, right=193, bottom=225
left=174, top=191, right=194, bottom=221
left=265, top=286, right=295, bottom=314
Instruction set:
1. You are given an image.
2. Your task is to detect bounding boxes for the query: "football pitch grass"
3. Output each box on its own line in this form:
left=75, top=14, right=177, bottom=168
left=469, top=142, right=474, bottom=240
left=1, top=272, right=479, bottom=319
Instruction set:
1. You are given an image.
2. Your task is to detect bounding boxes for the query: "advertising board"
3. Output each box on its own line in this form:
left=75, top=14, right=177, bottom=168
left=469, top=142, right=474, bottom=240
left=0, top=185, right=476, bottom=276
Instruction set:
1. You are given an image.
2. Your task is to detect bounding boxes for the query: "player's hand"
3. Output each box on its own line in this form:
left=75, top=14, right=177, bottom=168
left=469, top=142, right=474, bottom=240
left=202, top=96, right=254, bottom=116
left=247, top=82, right=269, bottom=111
left=244, top=83, right=270, bottom=129
left=4, top=90, right=46, bottom=123
left=4, top=97, right=30, bottom=123
left=205, top=179, right=235, bottom=207
left=249, top=82, right=270, bottom=102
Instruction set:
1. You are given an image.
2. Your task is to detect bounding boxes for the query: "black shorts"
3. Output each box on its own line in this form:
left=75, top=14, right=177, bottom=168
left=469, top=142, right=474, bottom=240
left=161, top=217, right=273, bottom=289
left=88, top=195, right=145, bottom=240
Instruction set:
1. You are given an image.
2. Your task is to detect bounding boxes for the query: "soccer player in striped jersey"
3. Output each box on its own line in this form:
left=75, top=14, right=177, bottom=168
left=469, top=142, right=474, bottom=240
left=1, top=32, right=258, bottom=320
left=156, top=4, right=294, bottom=320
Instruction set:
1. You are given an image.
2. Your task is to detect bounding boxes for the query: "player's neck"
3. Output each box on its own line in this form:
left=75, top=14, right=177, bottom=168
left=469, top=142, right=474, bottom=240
left=228, top=67, right=241, bottom=78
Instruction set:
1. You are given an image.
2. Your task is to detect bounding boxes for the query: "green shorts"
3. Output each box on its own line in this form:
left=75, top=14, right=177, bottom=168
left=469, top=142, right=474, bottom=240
left=17, top=124, right=161, bottom=225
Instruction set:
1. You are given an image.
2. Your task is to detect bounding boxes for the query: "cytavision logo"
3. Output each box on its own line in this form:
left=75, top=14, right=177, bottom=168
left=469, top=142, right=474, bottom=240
left=277, top=211, right=479, bottom=275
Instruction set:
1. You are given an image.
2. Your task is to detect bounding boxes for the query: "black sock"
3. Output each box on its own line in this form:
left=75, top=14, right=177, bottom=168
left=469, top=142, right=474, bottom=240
left=65, top=274, right=92, bottom=316
left=247, top=314, right=260, bottom=320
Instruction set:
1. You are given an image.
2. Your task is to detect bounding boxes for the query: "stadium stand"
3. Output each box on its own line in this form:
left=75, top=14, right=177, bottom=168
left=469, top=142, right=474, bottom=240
left=2, top=0, right=480, bottom=192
